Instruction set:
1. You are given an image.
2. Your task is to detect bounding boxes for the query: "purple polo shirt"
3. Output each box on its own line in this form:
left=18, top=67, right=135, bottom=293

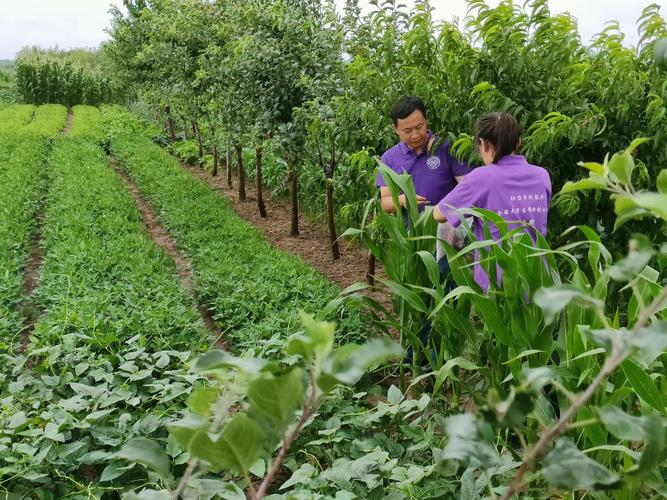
left=437, top=154, right=551, bottom=291
left=376, top=134, right=470, bottom=210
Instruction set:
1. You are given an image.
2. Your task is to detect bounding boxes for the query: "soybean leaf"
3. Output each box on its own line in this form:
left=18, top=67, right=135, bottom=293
left=286, top=313, right=335, bottom=362
left=115, top=438, right=172, bottom=483
left=187, top=387, right=219, bottom=417
left=168, top=413, right=208, bottom=450
left=657, top=169, right=667, bottom=194
left=194, top=350, right=269, bottom=374
left=441, top=414, right=500, bottom=469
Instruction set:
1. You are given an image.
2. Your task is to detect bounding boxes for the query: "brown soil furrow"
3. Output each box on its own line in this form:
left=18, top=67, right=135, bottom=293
left=180, top=161, right=393, bottom=312
left=17, top=207, right=46, bottom=353
left=108, top=155, right=227, bottom=349
left=60, top=109, right=73, bottom=135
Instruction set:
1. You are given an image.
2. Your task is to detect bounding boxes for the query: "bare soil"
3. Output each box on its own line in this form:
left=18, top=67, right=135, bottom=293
left=109, top=155, right=227, bottom=349
left=181, top=162, right=393, bottom=311
left=60, top=109, right=73, bottom=135
left=16, top=111, right=73, bottom=353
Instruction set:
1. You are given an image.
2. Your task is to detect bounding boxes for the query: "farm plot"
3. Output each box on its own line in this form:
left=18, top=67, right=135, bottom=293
left=0, top=104, right=35, bottom=134
left=68, top=104, right=105, bottom=142
left=104, top=108, right=366, bottom=353
left=0, top=138, right=210, bottom=495
left=20, top=103, right=68, bottom=136
left=0, top=135, right=48, bottom=347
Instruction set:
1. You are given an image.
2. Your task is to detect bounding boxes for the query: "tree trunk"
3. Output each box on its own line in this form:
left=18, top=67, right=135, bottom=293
left=255, top=147, right=267, bottom=218
left=226, top=143, right=233, bottom=188
left=366, top=251, right=376, bottom=285
left=165, top=106, right=177, bottom=142
left=212, top=138, right=219, bottom=177
left=183, top=117, right=190, bottom=140
left=289, top=166, right=299, bottom=236
left=236, top=143, right=246, bottom=202
left=194, top=120, right=204, bottom=159
left=325, top=178, right=340, bottom=260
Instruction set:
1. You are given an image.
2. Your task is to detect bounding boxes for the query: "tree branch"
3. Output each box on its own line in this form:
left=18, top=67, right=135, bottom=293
left=501, top=286, right=667, bottom=499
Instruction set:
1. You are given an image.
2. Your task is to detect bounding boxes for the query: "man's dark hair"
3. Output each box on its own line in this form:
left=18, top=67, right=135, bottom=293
left=390, top=96, right=427, bottom=125
left=475, top=112, right=521, bottom=163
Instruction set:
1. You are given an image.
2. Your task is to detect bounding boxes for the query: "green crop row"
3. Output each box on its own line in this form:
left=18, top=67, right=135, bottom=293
left=0, top=135, right=48, bottom=349
left=68, top=104, right=105, bottom=142
left=0, top=104, right=35, bottom=134
left=19, top=104, right=68, bottom=136
left=103, top=108, right=366, bottom=353
left=0, top=139, right=210, bottom=495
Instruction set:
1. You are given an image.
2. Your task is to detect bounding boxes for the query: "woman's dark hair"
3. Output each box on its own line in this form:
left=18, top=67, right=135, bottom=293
left=474, top=112, right=521, bottom=163
left=390, top=96, right=427, bottom=125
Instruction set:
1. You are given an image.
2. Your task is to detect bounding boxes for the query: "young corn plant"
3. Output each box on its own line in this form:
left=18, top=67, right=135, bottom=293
left=436, top=141, right=667, bottom=498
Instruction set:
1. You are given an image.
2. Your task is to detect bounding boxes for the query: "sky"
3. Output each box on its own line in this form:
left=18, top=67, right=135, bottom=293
left=0, top=0, right=664, bottom=60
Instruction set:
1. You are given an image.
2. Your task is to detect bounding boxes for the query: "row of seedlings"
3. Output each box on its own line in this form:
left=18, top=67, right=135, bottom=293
left=68, top=105, right=106, bottom=142
left=0, top=104, right=36, bottom=134
left=19, top=104, right=68, bottom=136
left=0, top=134, right=49, bottom=367
left=0, top=138, right=211, bottom=496
left=103, top=107, right=366, bottom=354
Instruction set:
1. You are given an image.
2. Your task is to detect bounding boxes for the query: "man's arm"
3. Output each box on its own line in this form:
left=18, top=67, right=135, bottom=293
left=380, top=186, right=426, bottom=213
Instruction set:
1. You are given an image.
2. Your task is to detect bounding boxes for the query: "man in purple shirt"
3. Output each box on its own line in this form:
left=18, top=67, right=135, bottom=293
left=377, top=96, right=470, bottom=214
left=434, top=112, right=552, bottom=292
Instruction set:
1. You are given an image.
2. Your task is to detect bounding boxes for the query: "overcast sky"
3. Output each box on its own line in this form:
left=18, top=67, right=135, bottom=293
left=0, top=0, right=665, bottom=60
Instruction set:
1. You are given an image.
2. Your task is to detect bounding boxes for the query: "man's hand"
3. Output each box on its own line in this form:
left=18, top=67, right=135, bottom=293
left=413, top=194, right=428, bottom=206
left=380, top=187, right=428, bottom=213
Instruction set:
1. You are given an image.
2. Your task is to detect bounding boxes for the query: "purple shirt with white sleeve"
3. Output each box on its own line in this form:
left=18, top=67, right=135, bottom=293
left=436, top=154, right=552, bottom=291
left=376, top=133, right=470, bottom=210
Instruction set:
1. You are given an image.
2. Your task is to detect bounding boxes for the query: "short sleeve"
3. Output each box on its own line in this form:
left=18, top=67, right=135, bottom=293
left=437, top=174, right=480, bottom=227
left=445, top=141, right=471, bottom=178
left=376, top=151, right=392, bottom=188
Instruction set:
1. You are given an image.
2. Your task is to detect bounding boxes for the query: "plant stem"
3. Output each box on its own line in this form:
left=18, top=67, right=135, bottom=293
left=252, top=387, right=322, bottom=499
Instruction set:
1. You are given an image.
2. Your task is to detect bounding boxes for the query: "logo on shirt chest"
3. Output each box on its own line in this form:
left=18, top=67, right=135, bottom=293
left=426, top=155, right=441, bottom=170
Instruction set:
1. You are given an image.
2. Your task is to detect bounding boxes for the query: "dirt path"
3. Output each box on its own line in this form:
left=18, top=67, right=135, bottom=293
left=109, top=155, right=227, bottom=349
left=17, top=207, right=45, bottom=353
left=181, top=162, right=393, bottom=311
left=16, top=113, right=72, bottom=352
left=60, top=109, right=73, bottom=135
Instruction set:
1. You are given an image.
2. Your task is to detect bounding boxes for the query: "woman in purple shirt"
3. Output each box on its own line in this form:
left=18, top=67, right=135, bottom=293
left=433, top=112, right=552, bottom=291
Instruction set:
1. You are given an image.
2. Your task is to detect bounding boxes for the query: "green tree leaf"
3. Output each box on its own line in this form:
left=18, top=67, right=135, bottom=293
left=189, top=414, right=265, bottom=474
left=541, top=438, right=620, bottom=490
left=319, top=338, right=403, bottom=393
left=248, top=368, right=305, bottom=434
left=534, top=286, right=604, bottom=324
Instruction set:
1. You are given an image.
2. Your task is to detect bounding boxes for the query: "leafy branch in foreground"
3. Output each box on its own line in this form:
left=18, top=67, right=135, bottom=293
left=502, top=139, right=667, bottom=499
left=118, top=313, right=402, bottom=499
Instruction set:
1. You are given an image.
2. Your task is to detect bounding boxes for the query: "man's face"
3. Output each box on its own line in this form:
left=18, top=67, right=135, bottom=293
left=394, top=110, right=428, bottom=152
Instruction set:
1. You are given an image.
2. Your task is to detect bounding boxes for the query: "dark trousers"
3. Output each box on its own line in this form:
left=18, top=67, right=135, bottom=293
left=405, top=256, right=456, bottom=365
